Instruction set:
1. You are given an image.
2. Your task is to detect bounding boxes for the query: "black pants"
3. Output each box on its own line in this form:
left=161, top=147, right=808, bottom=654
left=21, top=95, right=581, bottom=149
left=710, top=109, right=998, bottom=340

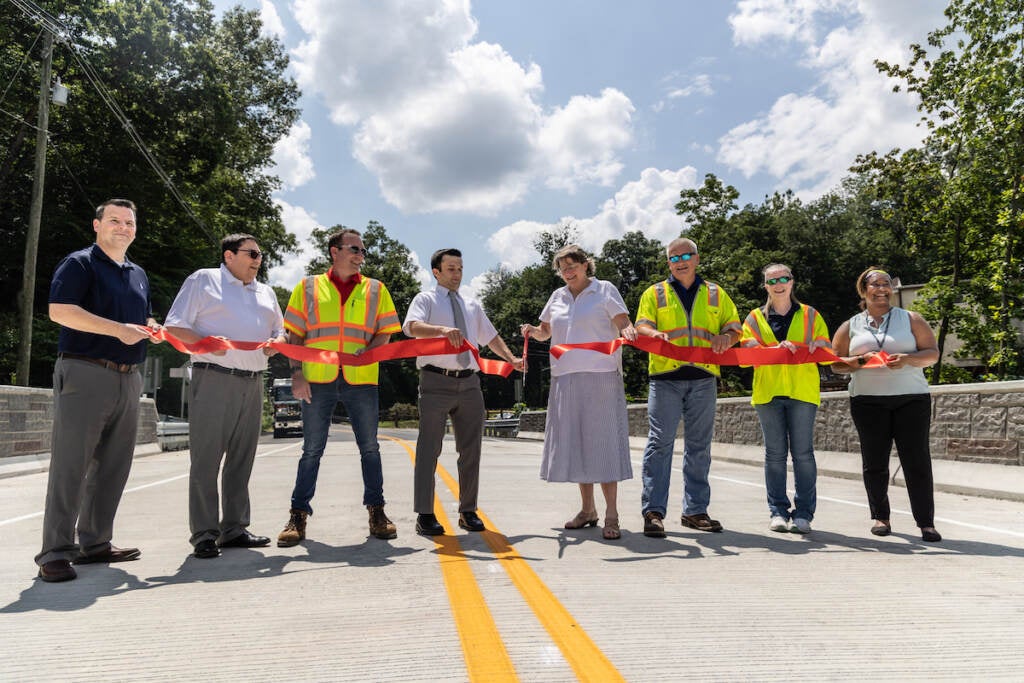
left=849, top=393, right=935, bottom=528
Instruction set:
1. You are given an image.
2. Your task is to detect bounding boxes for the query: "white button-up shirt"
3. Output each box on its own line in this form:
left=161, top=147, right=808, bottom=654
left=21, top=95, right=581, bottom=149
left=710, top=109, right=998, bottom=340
left=165, top=264, right=285, bottom=371
left=403, top=285, right=498, bottom=371
left=540, top=278, right=628, bottom=376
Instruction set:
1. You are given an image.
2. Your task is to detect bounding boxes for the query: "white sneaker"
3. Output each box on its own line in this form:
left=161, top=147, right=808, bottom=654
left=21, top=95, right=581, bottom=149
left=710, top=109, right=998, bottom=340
left=769, top=516, right=790, bottom=532
left=791, top=518, right=811, bottom=534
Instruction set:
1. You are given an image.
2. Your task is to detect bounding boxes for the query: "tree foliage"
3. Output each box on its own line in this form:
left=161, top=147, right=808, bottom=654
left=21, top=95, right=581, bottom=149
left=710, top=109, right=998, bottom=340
left=0, top=0, right=300, bottom=386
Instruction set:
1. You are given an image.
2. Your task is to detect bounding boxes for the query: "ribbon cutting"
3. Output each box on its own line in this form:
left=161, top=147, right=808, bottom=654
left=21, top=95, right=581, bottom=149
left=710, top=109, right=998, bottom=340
left=146, top=327, right=517, bottom=377
left=549, top=336, right=892, bottom=368
left=150, top=325, right=890, bottom=376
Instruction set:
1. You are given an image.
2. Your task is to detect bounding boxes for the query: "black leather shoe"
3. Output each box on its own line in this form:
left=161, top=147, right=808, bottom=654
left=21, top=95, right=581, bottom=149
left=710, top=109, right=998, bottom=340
left=194, top=539, right=220, bottom=559
left=416, top=513, right=445, bottom=536
left=458, top=511, right=486, bottom=532
left=73, top=545, right=141, bottom=564
left=38, top=559, right=76, bottom=582
left=218, top=531, right=271, bottom=548
left=921, top=528, right=942, bottom=542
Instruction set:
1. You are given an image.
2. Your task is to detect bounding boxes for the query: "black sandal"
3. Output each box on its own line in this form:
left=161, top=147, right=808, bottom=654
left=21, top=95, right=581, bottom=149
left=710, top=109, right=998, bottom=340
left=870, top=521, right=891, bottom=536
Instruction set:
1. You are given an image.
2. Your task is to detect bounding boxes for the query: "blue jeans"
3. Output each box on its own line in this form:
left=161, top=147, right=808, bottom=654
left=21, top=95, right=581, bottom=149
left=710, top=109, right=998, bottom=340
left=290, top=375, right=384, bottom=513
left=755, top=398, right=818, bottom=521
left=641, top=376, right=717, bottom=517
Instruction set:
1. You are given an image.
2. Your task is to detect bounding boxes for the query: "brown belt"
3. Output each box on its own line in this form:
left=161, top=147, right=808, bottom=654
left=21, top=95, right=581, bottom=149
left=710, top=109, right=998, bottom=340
left=59, top=353, right=138, bottom=374
left=422, top=364, right=475, bottom=379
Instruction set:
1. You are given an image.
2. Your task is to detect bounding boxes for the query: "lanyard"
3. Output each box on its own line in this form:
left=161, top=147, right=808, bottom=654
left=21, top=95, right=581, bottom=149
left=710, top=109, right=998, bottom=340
left=865, top=310, right=891, bottom=351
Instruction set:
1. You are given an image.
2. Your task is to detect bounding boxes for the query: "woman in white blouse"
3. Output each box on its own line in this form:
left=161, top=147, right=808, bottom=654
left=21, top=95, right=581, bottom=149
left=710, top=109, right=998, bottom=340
left=521, top=244, right=636, bottom=540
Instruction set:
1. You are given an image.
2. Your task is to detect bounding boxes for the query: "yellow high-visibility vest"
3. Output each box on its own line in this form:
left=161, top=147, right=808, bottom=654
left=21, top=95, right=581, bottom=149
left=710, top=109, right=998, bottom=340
left=284, top=273, right=401, bottom=385
left=636, top=279, right=741, bottom=378
left=740, top=304, right=831, bottom=405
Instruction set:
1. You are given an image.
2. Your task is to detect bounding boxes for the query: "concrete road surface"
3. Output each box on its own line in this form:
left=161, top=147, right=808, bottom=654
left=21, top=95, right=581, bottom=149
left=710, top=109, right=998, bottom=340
left=1, top=429, right=1022, bottom=682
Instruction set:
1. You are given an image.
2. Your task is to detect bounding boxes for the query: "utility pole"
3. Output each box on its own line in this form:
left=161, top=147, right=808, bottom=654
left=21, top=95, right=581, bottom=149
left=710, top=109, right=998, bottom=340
left=16, top=31, right=54, bottom=386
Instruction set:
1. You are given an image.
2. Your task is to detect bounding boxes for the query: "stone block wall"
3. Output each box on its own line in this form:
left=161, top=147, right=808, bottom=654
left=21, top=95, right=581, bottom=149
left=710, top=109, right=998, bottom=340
left=520, top=380, right=1024, bottom=466
left=0, top=385, right=158, bottom=458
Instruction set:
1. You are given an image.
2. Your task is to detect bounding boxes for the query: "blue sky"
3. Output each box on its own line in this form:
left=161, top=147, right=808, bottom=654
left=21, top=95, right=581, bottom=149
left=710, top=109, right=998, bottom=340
left=213, top=0, right=948, bottom=297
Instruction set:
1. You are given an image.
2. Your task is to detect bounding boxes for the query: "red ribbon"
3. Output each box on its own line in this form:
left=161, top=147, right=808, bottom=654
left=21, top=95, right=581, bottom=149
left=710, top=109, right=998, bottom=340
left=549, top=336, right=891, bottom=368
left=147, top=327, right=515, bottom=377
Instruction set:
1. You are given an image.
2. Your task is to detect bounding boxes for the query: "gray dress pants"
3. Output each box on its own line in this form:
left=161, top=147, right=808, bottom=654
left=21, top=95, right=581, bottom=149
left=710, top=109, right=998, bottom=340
left=187, top=367, right=264, bottom=545
left=36, top=358, right=142, bottom=565
left=413, top=370, right=486, bottom=514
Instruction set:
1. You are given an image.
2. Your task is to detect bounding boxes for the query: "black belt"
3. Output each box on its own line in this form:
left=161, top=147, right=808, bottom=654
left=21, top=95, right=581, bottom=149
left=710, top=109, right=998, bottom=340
left=192, top=362, right=262, bottom=378
left=59, top=353, right=138, bottom=374
left=422, top=364, right=475, bottom=379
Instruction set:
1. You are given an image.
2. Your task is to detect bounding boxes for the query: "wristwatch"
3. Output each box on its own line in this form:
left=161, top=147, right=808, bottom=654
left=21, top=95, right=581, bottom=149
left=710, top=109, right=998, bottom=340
left=856, top=355, right=867, bottom=366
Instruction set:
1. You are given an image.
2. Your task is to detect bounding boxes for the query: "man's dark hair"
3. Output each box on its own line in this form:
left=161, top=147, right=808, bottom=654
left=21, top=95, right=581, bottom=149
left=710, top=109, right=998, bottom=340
left=431, top=248, right=462, bottom=271
left=95, top=198, right=137, bottom=221
left=327, top=228, right=362, bottom=256
left=221, top=233, right=258, bottom=263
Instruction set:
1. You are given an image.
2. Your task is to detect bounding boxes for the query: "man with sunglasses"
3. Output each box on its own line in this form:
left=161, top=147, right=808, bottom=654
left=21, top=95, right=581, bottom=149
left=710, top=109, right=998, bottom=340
left=165, top=234, right=286, bottom=559
left=277, top=228, right=403, bottom=546
left=635, top=237, right=741, bottom=537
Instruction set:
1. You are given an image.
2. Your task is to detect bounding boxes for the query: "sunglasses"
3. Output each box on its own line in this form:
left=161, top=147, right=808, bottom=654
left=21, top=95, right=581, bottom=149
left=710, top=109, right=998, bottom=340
left=765, top=276, right=793, bottom=285
left=668, top=253, right=696, bottom=263
left=339, top=244, right=369, bottom=256
left=235, top=248, right=263, bottom=259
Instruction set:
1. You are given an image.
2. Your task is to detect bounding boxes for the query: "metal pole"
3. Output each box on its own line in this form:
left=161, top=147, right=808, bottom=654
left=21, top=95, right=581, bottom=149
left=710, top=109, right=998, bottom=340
left=16, top=31, right=54, bottom=386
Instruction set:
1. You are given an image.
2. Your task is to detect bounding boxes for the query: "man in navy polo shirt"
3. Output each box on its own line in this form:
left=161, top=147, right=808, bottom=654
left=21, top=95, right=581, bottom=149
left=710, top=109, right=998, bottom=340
left=35, top=198, right=160, bottom=583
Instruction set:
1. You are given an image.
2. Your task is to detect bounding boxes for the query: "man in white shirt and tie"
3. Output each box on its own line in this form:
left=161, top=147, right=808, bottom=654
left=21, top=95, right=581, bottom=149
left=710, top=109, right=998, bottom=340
left=165, top=234, right=286, bottom=559
left=403, top=248, right=524, bottom=535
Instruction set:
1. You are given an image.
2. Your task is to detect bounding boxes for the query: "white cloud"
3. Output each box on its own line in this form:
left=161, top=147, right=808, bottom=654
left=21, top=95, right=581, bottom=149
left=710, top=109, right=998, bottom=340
left=268, top=200, right=323, bottom=288
left=272, top=120, right=315, bottom=190
left=720, top=0, right=943, bottom=196
left=259, top=0, right=286, bottom=38
left=539, top=88, right=634, bottom=192
left=486, top=167, right=698, bottom=271
left=289, top=0, right=635, bottom=214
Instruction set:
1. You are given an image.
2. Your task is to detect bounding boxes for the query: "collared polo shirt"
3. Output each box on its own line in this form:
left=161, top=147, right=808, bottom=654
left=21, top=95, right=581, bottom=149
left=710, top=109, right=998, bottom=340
left=328, top=268, right=362, bottom=306
left=165, top=264, right=285, bottom=372
left=49, top=243, right=152, bottom=364
left=540, top=278, right=628, bottom=377
left=403, top=285, right=498, bottom=371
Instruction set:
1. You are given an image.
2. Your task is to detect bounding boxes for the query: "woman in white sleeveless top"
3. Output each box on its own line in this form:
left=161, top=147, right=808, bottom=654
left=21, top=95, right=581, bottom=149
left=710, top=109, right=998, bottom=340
left=831, top=267, right=941, bottom=542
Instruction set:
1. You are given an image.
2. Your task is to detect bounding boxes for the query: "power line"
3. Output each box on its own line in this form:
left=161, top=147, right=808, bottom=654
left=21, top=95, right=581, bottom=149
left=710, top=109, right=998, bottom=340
left=0, top=28, right=43, bottom=107
left=8, top=0, right=217, bottom=244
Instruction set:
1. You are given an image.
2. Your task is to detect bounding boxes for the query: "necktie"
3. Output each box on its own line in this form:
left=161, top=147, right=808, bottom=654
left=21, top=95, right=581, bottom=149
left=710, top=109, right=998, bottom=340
left=448, top=289, right=470, bottom=368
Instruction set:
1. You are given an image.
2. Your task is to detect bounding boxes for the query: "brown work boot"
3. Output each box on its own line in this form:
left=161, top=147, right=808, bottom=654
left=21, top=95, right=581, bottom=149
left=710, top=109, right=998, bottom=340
left=277, top=509, right=308, bottom=547
left=367, top=505, right=397, bottom=540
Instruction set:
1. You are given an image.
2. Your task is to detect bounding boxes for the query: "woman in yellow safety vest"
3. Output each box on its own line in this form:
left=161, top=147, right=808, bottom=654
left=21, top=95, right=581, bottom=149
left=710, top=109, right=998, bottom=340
left=740, top=263, right=831, bottom=535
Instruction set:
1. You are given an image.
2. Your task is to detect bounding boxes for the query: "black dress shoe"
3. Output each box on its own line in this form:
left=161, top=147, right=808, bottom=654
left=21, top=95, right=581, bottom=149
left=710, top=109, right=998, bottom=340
left=73, top=545, right=141, bottom=564
left=416, top=513, right=445, bottom=536
left=218, top=531, right=271, bottom=548
left=921, top=528, right=942, bottom=542
left=458, top=511, right=486, bottom=532
left=38, top=559, right=77, bottom=582
left=194, top=539, right=220, bottom=559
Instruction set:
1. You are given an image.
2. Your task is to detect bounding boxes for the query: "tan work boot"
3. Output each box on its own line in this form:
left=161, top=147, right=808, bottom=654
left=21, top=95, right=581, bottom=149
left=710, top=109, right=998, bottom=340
left=367, top=505, right=397, bottom=539
left=277, top=509, right=308, bottom=547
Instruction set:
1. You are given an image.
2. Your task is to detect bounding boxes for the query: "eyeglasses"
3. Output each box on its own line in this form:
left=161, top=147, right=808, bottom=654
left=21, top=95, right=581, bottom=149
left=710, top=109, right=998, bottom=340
left=668, top=253, right=696, bottom=263
left=339, top=244, right=369, bottom=256
left=765, top=276, right=792, bottom=285
left=235, top=248, right=263, bottom=259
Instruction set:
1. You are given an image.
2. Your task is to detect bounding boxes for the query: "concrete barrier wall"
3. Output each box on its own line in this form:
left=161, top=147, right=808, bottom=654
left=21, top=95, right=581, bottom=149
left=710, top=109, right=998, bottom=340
left=0, top=385, right=159, bottom=458
left=520, top=379, right=1024, bottom=466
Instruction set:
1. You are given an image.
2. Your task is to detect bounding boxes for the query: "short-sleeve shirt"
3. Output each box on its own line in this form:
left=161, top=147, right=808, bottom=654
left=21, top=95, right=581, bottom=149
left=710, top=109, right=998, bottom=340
left=403, top=285, right=498, bottom=371
left=165, top=265, right=285, bottom=372
left=540, top=278, right=628, bottom=376
left=48, top=244, right=153, bottom=364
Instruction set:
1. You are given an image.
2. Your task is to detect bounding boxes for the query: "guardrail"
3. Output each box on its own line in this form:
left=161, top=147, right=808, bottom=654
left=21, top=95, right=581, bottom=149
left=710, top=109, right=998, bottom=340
left=483, top=417, right=520, bottom=439
left=156, top=421, right=190, bottom=452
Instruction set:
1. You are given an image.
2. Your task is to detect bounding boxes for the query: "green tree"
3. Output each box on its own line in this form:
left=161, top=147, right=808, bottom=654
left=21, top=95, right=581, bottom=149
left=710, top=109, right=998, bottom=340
left=0, top=0, right=300, bottom=386
left=874, top=0, right=1024, bottom=378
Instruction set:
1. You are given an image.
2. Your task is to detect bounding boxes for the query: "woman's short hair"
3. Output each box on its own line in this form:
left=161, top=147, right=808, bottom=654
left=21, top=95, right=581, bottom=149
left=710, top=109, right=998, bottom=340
left=552, top=244, right=595, bottom=276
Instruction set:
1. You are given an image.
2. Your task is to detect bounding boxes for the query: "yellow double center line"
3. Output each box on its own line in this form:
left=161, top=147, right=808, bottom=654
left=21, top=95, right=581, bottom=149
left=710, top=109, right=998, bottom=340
left=381, top=435, right=624, bottom=683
